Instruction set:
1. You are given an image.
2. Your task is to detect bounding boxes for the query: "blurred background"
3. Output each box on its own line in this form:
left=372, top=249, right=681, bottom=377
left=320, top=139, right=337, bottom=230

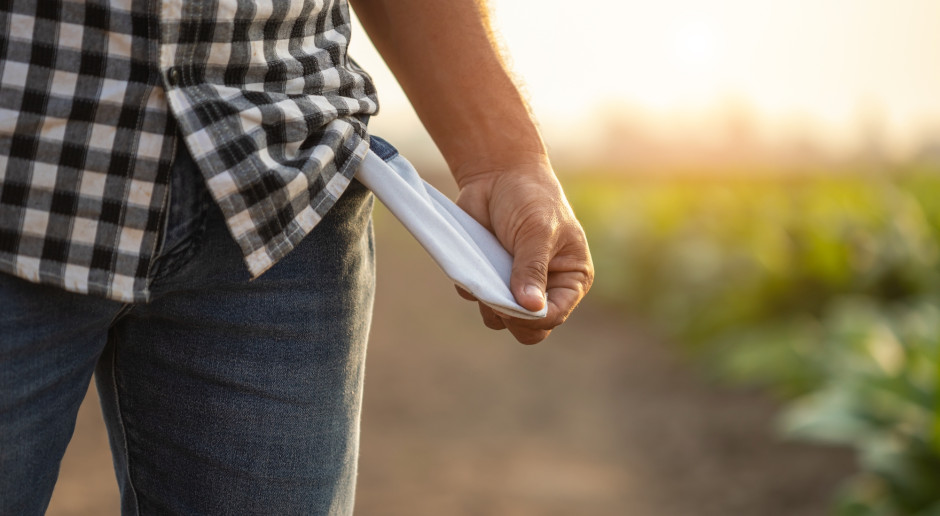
left=50, top=1, right=940, bottom=514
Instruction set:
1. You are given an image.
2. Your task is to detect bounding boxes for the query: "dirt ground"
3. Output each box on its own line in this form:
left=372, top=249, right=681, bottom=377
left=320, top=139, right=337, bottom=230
left=46, top=202, right=855, bottom=516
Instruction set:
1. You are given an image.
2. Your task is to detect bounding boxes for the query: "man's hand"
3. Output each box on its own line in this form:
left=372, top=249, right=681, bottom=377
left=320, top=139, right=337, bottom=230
left=454, top=156, right=593, bottom=344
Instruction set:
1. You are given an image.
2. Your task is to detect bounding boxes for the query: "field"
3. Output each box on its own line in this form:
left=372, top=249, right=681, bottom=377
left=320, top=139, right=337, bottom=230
left=567, top=163, right=940, bottom=515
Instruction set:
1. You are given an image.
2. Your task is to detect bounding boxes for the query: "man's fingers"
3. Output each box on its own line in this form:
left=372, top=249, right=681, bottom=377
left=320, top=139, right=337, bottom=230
left=498, top=276, right=588, bottom=343
left=479, top=303, right=507, bottom=330
left=542, top=268, right=591, bottom=323
left=506, top=325, right=551, bottom=345
left=455, top=285, right=477, bottom=301
left=467, top=278, right=583, bottom=345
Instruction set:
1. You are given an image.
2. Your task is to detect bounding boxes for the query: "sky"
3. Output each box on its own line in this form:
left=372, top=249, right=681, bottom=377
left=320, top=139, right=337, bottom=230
left=349, top=0, right=940, bottom=162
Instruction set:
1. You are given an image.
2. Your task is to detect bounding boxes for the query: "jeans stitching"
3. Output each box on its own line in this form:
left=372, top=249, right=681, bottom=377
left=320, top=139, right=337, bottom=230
left=107, top=333, right=141, bottom=515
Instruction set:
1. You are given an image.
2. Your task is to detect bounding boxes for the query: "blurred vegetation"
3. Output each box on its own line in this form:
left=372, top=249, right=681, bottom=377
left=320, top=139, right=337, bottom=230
left=566, top=164, right=940, bottom=515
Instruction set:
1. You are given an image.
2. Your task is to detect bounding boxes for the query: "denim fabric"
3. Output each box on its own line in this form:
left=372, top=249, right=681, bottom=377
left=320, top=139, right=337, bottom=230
left=368, top=134, right=399, bottom=161
left=0, top=140, right=376, bottom=516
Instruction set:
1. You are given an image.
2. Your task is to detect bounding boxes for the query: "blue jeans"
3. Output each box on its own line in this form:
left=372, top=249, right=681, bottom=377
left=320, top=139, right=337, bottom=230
left=0, top=141, right=376, bottom=515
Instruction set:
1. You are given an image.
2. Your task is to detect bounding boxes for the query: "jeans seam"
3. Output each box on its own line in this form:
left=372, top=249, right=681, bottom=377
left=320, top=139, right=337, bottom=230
left=107, top=335, right=141, bottom=515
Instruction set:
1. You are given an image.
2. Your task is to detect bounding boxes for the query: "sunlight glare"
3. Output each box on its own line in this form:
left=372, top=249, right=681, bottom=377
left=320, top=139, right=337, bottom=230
left=351, top=0, right=940, bottom=160
left=673, top=20, right=719, bottom=71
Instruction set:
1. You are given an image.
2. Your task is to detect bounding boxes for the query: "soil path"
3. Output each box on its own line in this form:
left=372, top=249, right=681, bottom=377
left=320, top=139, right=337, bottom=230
left=47, top=202, right=854, bottom=516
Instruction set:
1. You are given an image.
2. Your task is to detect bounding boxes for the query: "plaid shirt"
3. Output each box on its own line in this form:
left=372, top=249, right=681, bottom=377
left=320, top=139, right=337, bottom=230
left=0, top=0, right=378, bottom=302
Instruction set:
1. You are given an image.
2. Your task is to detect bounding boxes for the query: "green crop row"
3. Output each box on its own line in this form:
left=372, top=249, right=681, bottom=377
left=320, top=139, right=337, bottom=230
left=566, top=166, right=940, bottom=515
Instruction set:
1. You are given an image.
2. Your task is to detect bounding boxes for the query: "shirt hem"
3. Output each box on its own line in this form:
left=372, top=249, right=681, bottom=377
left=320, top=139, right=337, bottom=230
left=242, top=131, right=372, bottom=279
left=0, top=257, right=149, bottom=304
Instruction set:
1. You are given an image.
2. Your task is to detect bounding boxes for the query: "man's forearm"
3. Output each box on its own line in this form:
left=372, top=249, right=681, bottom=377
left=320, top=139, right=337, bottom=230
left=353, top=0, right=593, bottom=344
left=350, top=0, right=547, bottom=184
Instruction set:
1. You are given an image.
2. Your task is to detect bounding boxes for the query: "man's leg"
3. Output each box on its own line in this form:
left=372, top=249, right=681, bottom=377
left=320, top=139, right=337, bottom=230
left=95, top=179, right=376, bottom=515
left=0, top=274, right=122, bottom=515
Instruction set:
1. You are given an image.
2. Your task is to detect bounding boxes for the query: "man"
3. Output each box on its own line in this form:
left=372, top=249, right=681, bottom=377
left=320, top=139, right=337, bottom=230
left=0, top=0, right=593, bottom=514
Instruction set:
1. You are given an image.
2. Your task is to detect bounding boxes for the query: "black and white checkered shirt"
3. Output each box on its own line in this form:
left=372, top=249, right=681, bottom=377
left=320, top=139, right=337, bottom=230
left=0, top=0, right=378, bottom=302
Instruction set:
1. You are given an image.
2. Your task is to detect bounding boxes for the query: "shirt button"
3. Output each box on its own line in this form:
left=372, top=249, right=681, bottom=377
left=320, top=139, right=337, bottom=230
left=166, top=67, right=181, bottom=87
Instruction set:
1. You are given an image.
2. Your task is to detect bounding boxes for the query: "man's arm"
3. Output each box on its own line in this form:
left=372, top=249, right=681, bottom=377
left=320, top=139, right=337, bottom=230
left=351, top=0, right=593, bottom=344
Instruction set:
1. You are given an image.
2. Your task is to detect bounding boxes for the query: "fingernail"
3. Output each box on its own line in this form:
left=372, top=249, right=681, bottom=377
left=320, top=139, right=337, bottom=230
left=525, top=285, right=544, bottom=302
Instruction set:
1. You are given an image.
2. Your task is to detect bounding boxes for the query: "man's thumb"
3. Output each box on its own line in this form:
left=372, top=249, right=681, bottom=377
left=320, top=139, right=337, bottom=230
left=510, top=241, right=550, bottom=312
